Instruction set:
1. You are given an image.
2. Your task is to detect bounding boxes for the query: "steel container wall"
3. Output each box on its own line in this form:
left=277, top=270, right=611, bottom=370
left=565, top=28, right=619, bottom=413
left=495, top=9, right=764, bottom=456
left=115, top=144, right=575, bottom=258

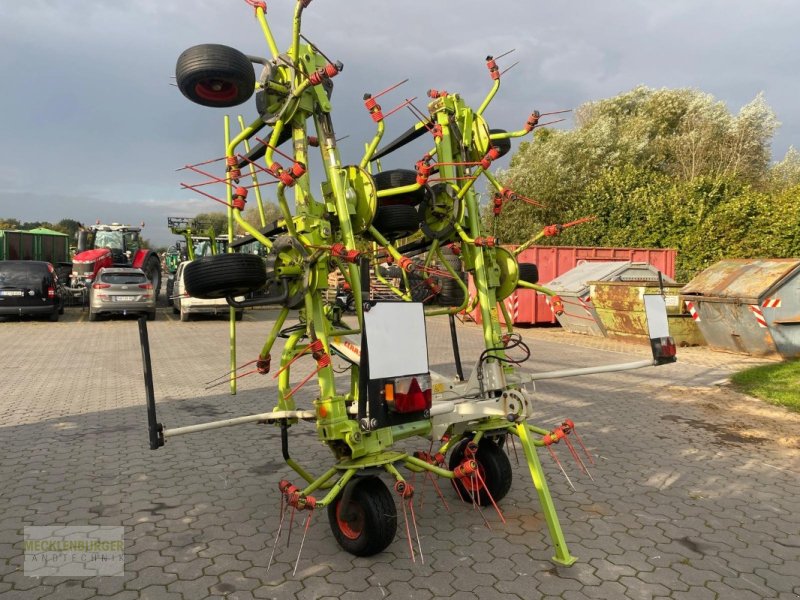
left=591, top=281, right=705, bottom=346
left=682, top=259, right=800, bottom=358
left=470, top=245, right=677, bottom=325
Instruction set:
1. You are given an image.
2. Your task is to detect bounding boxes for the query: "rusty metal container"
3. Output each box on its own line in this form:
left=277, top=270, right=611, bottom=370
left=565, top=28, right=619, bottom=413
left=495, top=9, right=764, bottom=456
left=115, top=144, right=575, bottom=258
left=590, top=277, right=706, bottom=347
left=546, top=262, right=667, bottom=336
left=469, top=245, right=677, bottom=325
left=681, top=259, right=800, bottom=358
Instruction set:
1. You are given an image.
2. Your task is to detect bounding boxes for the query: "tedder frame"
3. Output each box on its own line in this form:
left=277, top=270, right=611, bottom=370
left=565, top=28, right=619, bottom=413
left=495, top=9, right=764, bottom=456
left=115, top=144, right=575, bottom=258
left=141, top=0, right=677, bottom=568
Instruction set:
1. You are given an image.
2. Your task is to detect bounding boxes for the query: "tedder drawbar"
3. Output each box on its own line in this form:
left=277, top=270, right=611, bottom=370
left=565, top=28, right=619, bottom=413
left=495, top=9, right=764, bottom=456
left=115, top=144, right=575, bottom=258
left=140, top=0, right=677, bottom=569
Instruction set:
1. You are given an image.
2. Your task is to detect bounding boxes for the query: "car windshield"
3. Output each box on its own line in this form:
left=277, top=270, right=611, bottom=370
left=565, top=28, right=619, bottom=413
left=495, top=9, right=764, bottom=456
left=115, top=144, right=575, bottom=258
left=0, top=263, right=47, bottom=287
left=101, top=273, right=147, bottom=285
left=94, top=231, right=125, bottom=250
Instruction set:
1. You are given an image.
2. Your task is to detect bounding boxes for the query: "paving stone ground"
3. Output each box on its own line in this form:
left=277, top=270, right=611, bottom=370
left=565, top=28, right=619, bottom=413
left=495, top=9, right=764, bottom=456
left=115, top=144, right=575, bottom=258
left=1, top=306, right=798, bottom=599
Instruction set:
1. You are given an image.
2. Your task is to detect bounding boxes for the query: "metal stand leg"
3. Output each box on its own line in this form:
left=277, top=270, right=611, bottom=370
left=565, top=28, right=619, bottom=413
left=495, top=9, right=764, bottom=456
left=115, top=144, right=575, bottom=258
left=516, top=422, right=577, bottom=566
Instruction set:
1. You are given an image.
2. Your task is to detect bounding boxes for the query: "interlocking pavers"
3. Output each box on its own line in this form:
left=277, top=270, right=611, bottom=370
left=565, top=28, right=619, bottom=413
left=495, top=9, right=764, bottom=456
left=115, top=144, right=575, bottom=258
left=1, top=308, right=799, bottom=599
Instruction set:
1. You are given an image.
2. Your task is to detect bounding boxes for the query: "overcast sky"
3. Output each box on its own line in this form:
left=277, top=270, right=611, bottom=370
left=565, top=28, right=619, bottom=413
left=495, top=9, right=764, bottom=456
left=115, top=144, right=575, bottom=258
left=1, top=0, right=797, bottom=247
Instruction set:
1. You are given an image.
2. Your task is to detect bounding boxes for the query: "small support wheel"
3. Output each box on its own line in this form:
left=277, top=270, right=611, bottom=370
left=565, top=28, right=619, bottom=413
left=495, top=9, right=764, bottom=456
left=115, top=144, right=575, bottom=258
left=449, top=437, right=512, bottom=506
left=327, top=477, right=397, bottom=556
left=184, top=254, right=266, bottom=299
left=176, top=44, right=255, bottom=108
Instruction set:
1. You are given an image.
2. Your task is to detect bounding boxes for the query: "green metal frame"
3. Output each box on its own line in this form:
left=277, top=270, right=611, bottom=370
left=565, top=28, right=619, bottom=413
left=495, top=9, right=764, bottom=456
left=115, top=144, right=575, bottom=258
left=173, top=0, right=583, bottom=566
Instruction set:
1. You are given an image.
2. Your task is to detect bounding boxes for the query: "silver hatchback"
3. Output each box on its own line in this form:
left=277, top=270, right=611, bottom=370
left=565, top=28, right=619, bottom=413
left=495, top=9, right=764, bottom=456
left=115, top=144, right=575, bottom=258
left=89, top=267, right=156, bottom=321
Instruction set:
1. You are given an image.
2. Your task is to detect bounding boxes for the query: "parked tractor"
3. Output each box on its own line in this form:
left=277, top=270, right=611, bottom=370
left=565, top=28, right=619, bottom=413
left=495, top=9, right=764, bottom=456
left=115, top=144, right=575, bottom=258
left=70, top=223, right=161, bottom=302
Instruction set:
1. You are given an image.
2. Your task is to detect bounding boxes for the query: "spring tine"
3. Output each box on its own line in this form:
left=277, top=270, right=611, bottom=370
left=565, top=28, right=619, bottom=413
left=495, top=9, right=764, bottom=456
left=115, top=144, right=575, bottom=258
left=572, top=428, right=595, bottom=465
left=292, top=511, right=313, bottom=576
left=266, top=495, right=286, bottom=574
left=286, top=506, right=296, bottom=547
left=508, top=433, right=520, bottom=466
left=450, top=479, right=466, bottom=504
left=547, top=445, right=576, bottom=491
left=408, top=499, right=424, bottom=565
left=427, top=472, right=450, bottom=512
left=204, top=359, right=258, bottom=386
left=564, top=437, right=593, bottom=480
left=400, top=497, right=415, bottom=563
left=475, top=471, right=506, bottom=525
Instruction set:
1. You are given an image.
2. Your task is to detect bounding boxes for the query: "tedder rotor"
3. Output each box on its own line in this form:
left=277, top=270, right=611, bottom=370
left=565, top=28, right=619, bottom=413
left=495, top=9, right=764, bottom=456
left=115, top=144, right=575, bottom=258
left=140, top=0, right=678, bottom=569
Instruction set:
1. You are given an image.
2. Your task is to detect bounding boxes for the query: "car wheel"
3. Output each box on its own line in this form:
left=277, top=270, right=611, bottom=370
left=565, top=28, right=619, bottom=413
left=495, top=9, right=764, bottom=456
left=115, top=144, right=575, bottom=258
left=184, top=254, right=267, bottom=299
left=327, top=477, right=397, bottom=557
left=88, top=311, right=99, bottom=322
left=48, top=309, right=59, bottom=322
left=166, top=278, right=174, bottom=307
left=147, top=310, right=156, bottom=321
left=449, top=437, right=512, bottom=507
left=176, top=44, right=255, bottom=108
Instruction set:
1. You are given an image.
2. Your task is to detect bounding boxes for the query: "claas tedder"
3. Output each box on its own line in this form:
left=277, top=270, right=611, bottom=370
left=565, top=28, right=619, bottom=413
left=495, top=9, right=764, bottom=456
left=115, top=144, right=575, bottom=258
left=140, top=0, right=677, bottom=569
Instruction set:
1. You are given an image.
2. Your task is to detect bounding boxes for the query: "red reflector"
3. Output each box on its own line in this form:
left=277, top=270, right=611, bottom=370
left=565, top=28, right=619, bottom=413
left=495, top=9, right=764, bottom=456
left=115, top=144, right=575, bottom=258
left=92, top=283, right=111, bottom=289
left=392, top=375, right=432, bottom=414
left=138, top=283, right=153, bottom=290
left=651, top=336, right=677, bottom=364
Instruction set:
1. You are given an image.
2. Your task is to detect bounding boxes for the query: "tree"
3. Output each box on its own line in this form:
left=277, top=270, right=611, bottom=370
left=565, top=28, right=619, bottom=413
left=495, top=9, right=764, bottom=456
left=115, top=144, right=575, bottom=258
left=235, top=202, right=283, bottom=236
left=193, top=212, right=229, bottom=236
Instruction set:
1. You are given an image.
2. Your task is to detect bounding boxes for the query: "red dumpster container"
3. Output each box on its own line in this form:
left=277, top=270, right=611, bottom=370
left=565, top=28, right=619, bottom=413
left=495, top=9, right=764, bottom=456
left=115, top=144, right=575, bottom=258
left=469, top=245, right=677, bottom=325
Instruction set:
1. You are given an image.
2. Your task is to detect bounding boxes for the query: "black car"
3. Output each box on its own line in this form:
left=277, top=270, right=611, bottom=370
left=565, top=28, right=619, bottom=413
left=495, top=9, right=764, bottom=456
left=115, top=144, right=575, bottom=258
left=0, top=260, right=65, bottom=321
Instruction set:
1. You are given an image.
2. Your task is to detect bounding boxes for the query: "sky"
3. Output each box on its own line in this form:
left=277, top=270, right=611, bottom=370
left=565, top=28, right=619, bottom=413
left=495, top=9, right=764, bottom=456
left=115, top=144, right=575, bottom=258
left=1, top=0, right=798, bottom=248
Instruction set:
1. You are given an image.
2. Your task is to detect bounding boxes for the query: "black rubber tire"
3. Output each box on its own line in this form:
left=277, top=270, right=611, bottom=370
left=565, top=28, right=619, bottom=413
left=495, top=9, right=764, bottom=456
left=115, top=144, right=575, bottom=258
left=373, top=170, right=428, bottom=206
left=449, top=437, right=513, bottom=507
left=176, top=44, right=255, bottom=108
left=518, top=263, right=539, bottom=284
left=147, top=310, right=156, bottom=321
left=489, top=128, right=512, bottom=158
left=437, top=274, right=467, bottom=307
left=166, top=278, right=174, bottom=307
left=184, top=254, right=267, bottom=299
left=144, top=256, right=162, bottom=302
left=328, top=477, right=397, bottom=557
left=234, top=310, right=243, bottom=322
left=48, top=309, right=59, bottom=322
left=372, top=204, right=420, bottom=241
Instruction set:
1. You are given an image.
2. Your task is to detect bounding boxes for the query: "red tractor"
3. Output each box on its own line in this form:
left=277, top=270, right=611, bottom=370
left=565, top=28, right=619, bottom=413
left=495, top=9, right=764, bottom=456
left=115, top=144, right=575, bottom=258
left=70, top=223, right=162, bottom=301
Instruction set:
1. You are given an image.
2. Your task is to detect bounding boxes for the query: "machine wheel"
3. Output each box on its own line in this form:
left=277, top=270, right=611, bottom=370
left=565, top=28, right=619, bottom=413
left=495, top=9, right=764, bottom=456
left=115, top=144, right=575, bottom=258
left=489, top=128, right=512, bottom=158
left=371, top=204, right=419, bottom=241
left=518, top=263, right=539, bottom=284
left=373, top=169, right=428, bottom=206
left=185, top=254, right=266, bottom=299
left=437, top=275, right=467, bottom=307
left=328, top=477, right=397, bottom=557
left=176, top=44, right=255, bottom=108
left=143, top=256, right=162, bottom=302
left=449, top=437, right=512, bottom=506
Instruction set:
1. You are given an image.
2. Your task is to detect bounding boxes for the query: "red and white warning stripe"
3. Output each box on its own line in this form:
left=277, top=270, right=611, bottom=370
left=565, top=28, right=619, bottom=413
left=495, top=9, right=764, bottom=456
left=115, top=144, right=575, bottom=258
left=685, top=301, right=701, bottom=322
left=748, top=305, right=768, bottom=328
left=504, top=292, right=519, bottom=322
left=577, top=295, right=594, bottom=317
left=762, top=297, right=782, bottom=308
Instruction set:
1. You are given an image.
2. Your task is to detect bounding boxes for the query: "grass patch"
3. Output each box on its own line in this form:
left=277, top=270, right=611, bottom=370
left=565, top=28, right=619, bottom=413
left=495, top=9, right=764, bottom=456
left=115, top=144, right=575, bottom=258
left=730, top=360, right=800, bottom=412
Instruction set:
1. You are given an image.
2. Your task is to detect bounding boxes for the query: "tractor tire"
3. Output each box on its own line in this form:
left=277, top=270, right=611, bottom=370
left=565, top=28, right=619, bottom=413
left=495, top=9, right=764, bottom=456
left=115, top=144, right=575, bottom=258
left=176, top=44, right=255, bottom=108
left=371, top=204, right=419, bottom=241
left=328, top=477, right=397, bottom=557
left=449, top=437, right=512, bottom=507
left=518, top=263, right=539, bottom=284
left=184, top=254, right=267, bottom=299
left=489, top=128, right=512, bottom=158
left=143, top=256, right=162, bottom=302
left=373, top=169, right=428, bottom=206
